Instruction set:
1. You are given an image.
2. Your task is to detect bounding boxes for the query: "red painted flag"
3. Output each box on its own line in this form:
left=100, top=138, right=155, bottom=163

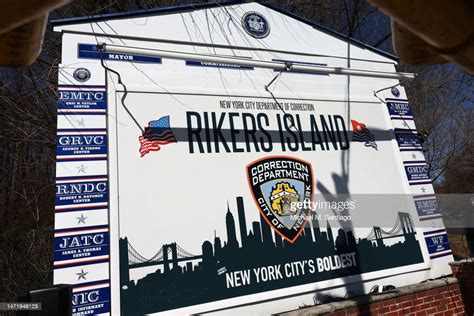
left=351, top=120, right=367, bottom=133
left=351, top=119, right=377, bottom=150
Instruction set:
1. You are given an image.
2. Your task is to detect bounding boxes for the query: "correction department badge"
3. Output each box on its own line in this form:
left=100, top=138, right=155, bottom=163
left=247, top=156, right=314, bottom=243
left=241, top=11, right=270, bottom=38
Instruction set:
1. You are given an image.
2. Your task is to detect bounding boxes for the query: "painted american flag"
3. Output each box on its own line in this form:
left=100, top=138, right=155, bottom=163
left=139, top=116, right=177, bottom=157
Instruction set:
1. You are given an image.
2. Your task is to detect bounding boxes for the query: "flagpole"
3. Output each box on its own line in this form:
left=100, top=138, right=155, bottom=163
left=100, top=43, right=416, bottom=81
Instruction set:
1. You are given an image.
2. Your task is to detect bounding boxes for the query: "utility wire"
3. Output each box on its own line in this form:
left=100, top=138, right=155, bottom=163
left=264, top=64, right=300, bottom=133
left=98, top=44, right=144, bottom=134
left=373, top=83, right=401, bottom=104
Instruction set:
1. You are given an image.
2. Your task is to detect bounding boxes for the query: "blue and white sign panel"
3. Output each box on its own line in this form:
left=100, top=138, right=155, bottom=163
left=78, top=43, right=162, bottom=64
left=424, top=230, right=452, bottom=259
left=54, top=226, right=109, bottom=268
left=58, top=87, right=106, bottom=113
left=394, top=129, right=422, bottom=151
left=55, top=83, right=111, bottom=315
left=185, top=59, right=254, bottom=70
left=404, top=162, right=432, bottom=185
left=72, top=282, right=111, bottom=315
left=413, top=195, right=442, bottom=221
left=386, top=98, right=450, bottom=262
left=386, top=99, right=413, bottom=119
left=55, top=176, right=108, bottom=211
left=56, top=130, right=108, bottom=161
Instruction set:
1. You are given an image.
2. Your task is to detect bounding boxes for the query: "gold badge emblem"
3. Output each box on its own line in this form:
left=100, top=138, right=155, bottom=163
left=270, top=182, right=300, bottom=216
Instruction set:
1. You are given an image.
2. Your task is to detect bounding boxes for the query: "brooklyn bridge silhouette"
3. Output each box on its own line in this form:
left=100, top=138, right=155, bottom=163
left=119, top=196, right=423, bottom=315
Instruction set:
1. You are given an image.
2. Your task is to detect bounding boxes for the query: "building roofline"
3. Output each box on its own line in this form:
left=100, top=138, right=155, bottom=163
left=260, top=2, right=397, bottom=61
left=50, top=0, right=398, bottom=61
left=50, top=0, right=242, bottom=27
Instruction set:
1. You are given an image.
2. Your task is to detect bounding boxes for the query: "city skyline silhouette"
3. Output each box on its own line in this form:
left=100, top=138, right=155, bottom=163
left=120, top=196, right=424, bottom=315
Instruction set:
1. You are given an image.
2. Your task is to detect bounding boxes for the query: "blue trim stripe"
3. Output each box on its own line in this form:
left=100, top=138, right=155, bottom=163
left=390, top=116, right=414, bottom=120
left=386, top=98, right=408, bottom=102
left=58, top=85, right=106, bottom=89
left=419, top=215, right=443, bottom=221
left=57, top=128, right=107, bottom=133
left=54, top=258, right=109, bottom=270
left=57, top=112, right=106, bottom=116
left=185, top=60, right=254, bottom=70
left=73, top=279, right=110, bottom=289
left=54, top=225, right=109, bottom=234
left=430, top=251, right=452, bottom=259
left=409, top=181, right=433, bottom=186
left=56, top=175, right=108, bottom=182
left=413, top=194, right=436, bottom=199
left=78, top=43, right=163, bottom=64
left=56, top=156, right=107, bottom=162
left=55, top=205, right=107, bottom=213
left=423, top=229, right=447, bottom=236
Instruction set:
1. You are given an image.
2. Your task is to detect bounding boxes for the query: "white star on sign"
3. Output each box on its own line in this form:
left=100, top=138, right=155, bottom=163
left=77, top=118, right=85, bottom=127
left=421, top=187, right=426, bottom=193
left=411, top=153, right=417, bottom=159
left=76, top=269, right=88, bottom=281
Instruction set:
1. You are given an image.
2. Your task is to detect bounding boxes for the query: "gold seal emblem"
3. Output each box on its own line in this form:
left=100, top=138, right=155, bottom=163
left=270, top=182, right=300, bottom=216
